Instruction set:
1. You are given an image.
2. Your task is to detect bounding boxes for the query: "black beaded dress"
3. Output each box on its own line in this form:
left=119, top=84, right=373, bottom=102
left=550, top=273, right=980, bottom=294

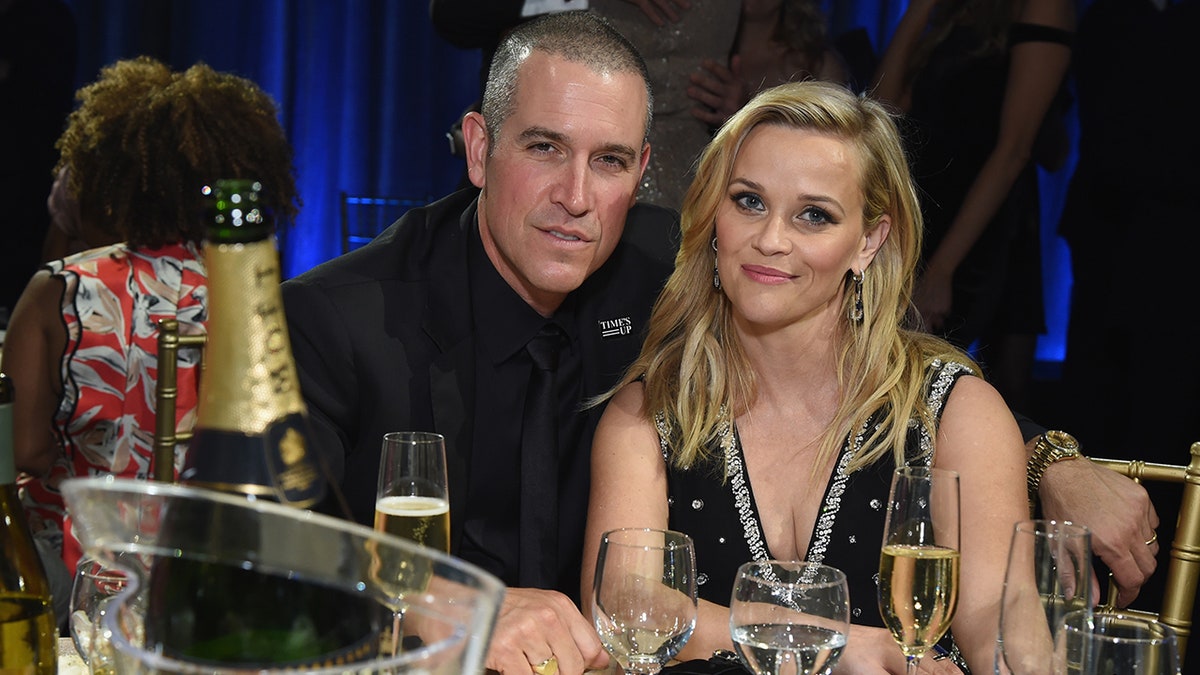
left=661, top=360, right=974, bottom=671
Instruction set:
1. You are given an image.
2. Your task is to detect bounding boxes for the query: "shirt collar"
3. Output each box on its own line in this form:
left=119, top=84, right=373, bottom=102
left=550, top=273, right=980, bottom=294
left=468, top=223, right=578, bottom=365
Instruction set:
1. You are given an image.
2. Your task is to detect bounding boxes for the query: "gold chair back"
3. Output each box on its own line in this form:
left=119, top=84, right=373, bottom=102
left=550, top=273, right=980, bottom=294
left=1092, top=441, right=1200, bottom=667
left=339, top=191, right=430, bottom=254
left=153, top=318, right=206, bottom=482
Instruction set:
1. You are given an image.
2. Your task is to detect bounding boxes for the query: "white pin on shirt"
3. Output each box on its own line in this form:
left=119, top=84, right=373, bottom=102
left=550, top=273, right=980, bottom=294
left=598, top=316, right=632, bottom=339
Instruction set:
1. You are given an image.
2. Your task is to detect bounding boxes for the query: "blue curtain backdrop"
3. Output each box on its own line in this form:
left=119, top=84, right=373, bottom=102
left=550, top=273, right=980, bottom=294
left=57, top=0, right=1071, bottom=363
left=62, top=0, right=481, bottom=279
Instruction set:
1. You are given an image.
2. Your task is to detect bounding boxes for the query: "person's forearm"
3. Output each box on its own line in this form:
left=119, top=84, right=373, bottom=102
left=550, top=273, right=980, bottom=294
left=675, top=598, right=733, bottom=662
left=870, top=0, right=937, bottom=105
left=923, top=148, right=1030, bottom=280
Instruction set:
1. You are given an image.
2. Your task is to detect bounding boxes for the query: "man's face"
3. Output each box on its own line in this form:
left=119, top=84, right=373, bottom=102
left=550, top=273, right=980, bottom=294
left=463, top=51, right=650, bottom=317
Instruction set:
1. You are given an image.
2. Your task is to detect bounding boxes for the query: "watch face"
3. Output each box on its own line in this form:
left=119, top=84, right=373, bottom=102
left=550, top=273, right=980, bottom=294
left=1045, top=430, right=1080, bottom=453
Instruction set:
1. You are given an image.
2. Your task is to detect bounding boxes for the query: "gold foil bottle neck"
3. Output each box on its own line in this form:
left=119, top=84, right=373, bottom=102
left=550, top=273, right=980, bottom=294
left=198, top=237, right=306, bottom=433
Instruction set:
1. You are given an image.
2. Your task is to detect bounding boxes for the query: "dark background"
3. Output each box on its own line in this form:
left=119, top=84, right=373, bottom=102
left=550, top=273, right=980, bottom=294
left=41, top=0, right=1075, bottom=364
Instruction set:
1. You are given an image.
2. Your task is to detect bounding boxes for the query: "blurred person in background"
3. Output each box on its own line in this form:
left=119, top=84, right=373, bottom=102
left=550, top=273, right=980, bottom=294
left=2, top=56, right=299, bottom=629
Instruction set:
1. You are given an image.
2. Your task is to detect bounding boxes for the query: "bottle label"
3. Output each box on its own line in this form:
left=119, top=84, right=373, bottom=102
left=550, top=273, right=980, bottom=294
left=198, top=237, right=307, bottom=434
left=183, top=414, right=325, bottom=507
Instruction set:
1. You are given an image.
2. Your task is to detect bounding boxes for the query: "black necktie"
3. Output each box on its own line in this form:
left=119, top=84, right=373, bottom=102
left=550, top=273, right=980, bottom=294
left=519, top=324, right=564, bottom=588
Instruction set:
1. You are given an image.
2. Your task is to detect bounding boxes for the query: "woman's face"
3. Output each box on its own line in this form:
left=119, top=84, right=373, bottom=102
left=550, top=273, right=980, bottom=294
left=713, top=123, right=884, bottom=334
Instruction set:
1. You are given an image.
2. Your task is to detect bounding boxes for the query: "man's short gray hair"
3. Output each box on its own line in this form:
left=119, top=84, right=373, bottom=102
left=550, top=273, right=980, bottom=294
left=481, top=10, right=654, bottom=153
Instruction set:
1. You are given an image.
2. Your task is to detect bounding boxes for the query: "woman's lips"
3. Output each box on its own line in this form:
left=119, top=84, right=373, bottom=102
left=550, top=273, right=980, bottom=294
left=742, top=264, right=793, bottom=284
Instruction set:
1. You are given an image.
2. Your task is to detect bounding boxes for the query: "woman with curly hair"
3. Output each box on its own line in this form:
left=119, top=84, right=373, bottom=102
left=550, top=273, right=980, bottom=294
left=1, top=56, right=299, bottom=618
left=581, top=80, right=1027, bottom=672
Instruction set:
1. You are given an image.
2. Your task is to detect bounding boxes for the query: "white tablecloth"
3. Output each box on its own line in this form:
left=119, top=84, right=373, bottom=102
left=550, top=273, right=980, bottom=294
left=58, top=636, right=87, bottom=675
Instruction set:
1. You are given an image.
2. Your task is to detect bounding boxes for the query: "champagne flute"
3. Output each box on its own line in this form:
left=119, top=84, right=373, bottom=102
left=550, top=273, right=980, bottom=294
left=374, top=431, right=449, bottom=653
left=592, top=528, right=697, bottom=674
left=1053, top=610, right=1181, bottom=674
left=729, top=561, right=850, bottom=675
left=996, top=519, right=1093, bottom=675
left=877, top=465, right=961, bottom=674
left=374, top=431, right=450, bottom=552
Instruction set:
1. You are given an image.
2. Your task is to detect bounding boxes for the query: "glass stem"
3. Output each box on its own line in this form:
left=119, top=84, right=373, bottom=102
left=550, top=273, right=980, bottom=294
left=906, top=655, right=920, bottom=675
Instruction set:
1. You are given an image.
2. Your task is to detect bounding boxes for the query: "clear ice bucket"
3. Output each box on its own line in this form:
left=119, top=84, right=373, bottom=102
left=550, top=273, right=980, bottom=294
left=62, top=476, right=504, bottom=674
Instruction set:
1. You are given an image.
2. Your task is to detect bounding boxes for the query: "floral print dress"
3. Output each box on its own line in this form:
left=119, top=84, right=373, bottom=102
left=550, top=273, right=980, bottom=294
left=19, top=242, right=206, bottom=572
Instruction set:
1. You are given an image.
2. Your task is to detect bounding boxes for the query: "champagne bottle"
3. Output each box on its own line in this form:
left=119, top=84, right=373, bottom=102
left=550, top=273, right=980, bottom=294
left=0, top=373, right=58, bottom=674
left=179, top=179, right=324, bottom=504
left=145, top=179, right=381, bottom=667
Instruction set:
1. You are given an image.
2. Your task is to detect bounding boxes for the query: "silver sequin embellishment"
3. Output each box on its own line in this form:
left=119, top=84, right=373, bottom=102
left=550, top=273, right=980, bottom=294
left=692, top=499, right=704, bottom=510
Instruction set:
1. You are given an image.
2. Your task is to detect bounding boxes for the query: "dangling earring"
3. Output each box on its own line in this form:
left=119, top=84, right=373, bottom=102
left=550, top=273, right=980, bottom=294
left=850, top=269, right=865, bottom=323
left=712, top=236, right=721, bottom=290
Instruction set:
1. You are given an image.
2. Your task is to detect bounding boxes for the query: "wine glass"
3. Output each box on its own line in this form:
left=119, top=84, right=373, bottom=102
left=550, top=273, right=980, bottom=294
left=729, top=561, right=850, bottom=675
left=69, top=555, right=130, bottom=671
left=877, top=465, right=961, bottom=674
left=996, top=519, right=1093, bottom=675
left=592, top=528, right=697, bottom=674
left=1053, top=610, right=1181, bottom=674
left=374, top=431, right=450, bottom=552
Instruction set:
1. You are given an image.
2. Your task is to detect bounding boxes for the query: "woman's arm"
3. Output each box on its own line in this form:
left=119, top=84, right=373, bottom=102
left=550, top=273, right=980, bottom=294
left=932, top=375, right=1029, bottom=674
left=3, top=270, right=67, bottom=476
left=870, top=0, right=939, bottom=109
left=581, top=382, right=671, bottom=613
left=582, top=382, right=739, bottom=662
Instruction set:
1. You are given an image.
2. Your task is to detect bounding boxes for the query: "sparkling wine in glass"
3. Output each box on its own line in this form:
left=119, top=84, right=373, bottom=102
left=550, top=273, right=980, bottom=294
left=877, top=465, right=961, bottom=674
left=592, top=528, right=697, bottom=674
left=373, top=431, right=450, bottom=653
left=996, top=519, right=1093, bottom=675
left=730, top=561, right=850, bottom=675
left=374, top=431, right=450, bottom=552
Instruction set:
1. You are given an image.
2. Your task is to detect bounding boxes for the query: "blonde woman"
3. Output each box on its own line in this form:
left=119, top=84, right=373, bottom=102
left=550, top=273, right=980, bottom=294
left=582, top=80, right=1026, bottom=673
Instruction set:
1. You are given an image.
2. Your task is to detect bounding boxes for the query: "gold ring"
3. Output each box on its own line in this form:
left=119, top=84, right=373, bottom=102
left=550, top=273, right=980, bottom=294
left=532, top=656, right=558, bottom=675
left=1146, top=532, right=1158, bottom=546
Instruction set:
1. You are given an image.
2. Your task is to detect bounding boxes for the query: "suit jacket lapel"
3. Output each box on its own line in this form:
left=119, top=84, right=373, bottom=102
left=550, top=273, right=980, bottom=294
left=422, top=199, right=478, bottom=550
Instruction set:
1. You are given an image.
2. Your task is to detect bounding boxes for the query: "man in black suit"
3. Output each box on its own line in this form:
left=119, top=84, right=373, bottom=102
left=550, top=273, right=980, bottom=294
left=283, top=11, right=668, bottom=674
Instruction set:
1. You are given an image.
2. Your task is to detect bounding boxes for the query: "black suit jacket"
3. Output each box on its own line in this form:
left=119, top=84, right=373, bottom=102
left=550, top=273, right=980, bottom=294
left=282, top=187, right=678, bottom=593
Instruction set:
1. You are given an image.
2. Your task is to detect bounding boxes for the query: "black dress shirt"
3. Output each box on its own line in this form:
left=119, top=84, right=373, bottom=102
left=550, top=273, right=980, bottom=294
left=459, top=227, right=584, bottom=593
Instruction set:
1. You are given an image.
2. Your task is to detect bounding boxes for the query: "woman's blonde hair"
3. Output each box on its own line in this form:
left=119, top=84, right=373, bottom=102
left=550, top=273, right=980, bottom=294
left=607, top=80, right=974, bottom=474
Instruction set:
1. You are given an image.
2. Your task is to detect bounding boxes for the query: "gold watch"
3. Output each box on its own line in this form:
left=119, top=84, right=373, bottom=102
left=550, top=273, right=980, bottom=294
left=1026, top=430, right=1083, bottom=506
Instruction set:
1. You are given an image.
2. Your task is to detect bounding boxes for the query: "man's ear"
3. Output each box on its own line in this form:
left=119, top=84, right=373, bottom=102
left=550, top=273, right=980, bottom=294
left=462, top=111, right=489, bottom=189
left=631, top=142, right=652, bottom=208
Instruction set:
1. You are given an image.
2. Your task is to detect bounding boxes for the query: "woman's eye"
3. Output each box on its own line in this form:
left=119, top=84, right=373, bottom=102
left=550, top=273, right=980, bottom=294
left=800, top=206, right=834, bottom=226
left=733, top=192, right=764, bottom=212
